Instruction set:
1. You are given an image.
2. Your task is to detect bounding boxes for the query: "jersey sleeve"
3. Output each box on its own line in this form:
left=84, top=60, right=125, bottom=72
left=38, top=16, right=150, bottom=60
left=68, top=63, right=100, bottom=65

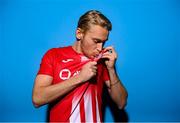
left=37, top=48, right=55, bottom=77
left=103, top=64, right=110, bottom=82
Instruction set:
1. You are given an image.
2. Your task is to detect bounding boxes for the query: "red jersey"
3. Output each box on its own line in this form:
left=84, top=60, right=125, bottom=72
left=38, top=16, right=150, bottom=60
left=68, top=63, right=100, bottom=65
left=38, top=46, right=109, bottom=122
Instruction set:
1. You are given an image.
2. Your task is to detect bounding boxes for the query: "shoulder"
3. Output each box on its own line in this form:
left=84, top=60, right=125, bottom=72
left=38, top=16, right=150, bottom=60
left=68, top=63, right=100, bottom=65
left=42, top=46, right=72, bottom=61
left=44, top=46, right=71, bottom=56
left=42, top=48, right=58, bottom=60
left=45, top=48, right=58, bottom=54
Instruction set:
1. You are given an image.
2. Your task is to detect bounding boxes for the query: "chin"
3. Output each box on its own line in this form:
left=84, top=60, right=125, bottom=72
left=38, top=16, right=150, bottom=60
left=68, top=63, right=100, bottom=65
left=87, top=55, right=94, bottom=59
left=88, top=56, right=93, bottom=59
left=84, top=53, right=94, bottom=59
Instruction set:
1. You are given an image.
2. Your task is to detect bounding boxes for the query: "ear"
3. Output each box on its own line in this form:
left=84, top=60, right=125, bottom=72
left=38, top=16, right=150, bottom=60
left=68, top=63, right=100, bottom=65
left=76, top=28, right=83, bottom=41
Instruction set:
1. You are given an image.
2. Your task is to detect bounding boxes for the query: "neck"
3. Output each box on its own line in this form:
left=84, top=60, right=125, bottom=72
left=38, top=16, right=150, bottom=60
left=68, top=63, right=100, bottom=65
left=72, top=41, right=82, bottom=54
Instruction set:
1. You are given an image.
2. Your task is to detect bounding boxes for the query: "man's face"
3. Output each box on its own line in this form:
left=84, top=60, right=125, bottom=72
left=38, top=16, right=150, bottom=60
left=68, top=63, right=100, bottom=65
left=78, top=25, right=109, bottom=59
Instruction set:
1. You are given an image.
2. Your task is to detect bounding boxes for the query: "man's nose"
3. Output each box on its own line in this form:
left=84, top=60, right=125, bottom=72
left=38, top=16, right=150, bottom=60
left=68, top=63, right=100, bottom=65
left=97, top=43, right=103, bottom=52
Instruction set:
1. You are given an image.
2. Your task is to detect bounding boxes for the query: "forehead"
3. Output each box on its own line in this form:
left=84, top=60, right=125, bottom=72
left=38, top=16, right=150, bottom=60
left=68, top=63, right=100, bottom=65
left=85, top=25, right=109, bottom=40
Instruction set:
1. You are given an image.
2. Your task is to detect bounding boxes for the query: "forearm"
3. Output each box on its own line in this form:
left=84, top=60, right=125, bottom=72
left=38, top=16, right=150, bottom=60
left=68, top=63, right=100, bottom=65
left=33, top=75, right=82, bottom=107
left=107, top=68, right=128, bottom=109
left=33, top=61, right=97, bottom=108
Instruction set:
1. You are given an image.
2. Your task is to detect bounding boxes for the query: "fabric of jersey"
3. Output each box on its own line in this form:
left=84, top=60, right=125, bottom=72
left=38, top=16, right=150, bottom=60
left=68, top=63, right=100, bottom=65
left=37, top=46, right=109, bottom=122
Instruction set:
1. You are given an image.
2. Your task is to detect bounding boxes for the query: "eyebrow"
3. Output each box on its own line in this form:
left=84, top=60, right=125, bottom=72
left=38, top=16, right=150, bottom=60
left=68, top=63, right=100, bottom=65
left=93, top=38, right=108, bottom=42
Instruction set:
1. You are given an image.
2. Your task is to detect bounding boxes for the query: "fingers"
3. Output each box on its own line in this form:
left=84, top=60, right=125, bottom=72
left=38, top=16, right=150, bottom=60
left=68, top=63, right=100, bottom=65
left=90, top=62, right=97, bottom=75
left=85, top=61, right=97, bottom=75
left=91, top=65, right=97, bottom=71
left=80, top=61, right=98, bottom=82
left=102, top=46, right=117, bottom=59
left=90, top=61, right=97, bottom=65
left=92, top=66, right=97, bottom=74
left=103, top=46, right=115, bottom=53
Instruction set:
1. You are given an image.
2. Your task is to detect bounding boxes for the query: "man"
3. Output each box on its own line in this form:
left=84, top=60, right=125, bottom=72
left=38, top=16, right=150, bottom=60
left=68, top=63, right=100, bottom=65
left=32, top=10, right=128, bottom=122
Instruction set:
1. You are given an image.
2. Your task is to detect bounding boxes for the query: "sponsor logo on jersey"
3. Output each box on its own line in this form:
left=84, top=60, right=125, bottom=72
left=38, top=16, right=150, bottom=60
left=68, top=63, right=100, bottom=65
left=62, top=59, right=74, bottom=63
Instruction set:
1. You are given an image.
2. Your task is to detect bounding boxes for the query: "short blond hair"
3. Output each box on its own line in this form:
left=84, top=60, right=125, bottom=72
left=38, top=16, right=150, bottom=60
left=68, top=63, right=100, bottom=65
left=77, top=10, right=112, bottom=33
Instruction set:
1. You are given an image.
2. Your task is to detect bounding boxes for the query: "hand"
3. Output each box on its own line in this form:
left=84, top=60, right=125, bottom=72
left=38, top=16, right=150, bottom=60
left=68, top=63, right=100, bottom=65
left=79, top=61, right=97, bottom=82
left=102, top=46, right=117, bottom=70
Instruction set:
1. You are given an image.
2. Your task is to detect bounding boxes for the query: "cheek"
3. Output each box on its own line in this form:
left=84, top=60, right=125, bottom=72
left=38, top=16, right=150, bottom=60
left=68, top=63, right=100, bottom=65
left=82, top=40, right=96, bottom=56
left=86, top=43, right=95, bottom=49
left=82, top=39, right=96, bottom=50
left=86, top=43, right=96, bottom=52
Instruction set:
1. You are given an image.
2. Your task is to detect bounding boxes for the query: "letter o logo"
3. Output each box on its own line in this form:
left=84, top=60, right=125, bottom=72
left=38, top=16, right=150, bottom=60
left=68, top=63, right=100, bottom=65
left=59, top=69, right=71, bottom=80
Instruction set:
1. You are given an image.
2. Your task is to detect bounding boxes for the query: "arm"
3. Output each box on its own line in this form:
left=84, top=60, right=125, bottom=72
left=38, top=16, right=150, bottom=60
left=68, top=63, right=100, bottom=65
left=102, top=46, right=128, bottom=109
left=32, top=74, right=81, bottom=108
left=105, top=69, right=128, bottom=109
left=32, top=61, right=97, bottom=108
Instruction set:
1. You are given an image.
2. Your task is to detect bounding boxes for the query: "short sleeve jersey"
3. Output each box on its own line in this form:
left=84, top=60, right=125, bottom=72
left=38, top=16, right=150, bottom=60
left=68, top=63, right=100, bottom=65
left=38, top=46, right=109, bottom=122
